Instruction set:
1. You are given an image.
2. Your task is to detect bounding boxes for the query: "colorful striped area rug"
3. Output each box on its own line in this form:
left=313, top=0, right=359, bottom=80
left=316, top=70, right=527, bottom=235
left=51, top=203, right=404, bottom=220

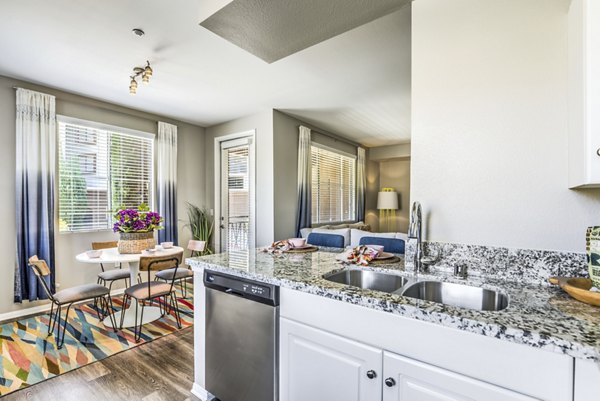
left=0, top=283, right=194, bottom=397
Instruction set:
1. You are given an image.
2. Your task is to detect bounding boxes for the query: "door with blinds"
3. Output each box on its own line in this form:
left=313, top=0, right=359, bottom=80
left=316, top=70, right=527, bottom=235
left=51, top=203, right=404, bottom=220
left=220, top=137, right=254, bottom=252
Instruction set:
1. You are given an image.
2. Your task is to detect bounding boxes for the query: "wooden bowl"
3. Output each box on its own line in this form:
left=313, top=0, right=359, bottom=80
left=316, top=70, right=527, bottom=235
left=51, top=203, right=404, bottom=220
left=549, top=277, right=600, bottom=307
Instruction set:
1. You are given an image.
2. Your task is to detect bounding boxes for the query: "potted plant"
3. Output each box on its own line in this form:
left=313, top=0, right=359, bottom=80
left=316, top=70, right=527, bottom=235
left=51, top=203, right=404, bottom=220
left=185, top=202, right=214, bottom=255
left=113, top=203, right=163, bottom=254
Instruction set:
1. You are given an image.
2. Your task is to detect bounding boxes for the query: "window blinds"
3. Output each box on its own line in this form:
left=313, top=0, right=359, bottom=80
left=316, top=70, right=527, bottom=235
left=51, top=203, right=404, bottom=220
left=311, top=145, right=356, bottom=224
left=58, top=119, right=153, bottom=232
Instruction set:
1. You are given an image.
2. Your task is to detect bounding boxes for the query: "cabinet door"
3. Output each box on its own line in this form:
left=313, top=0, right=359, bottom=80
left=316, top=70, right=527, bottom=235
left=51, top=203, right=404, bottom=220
left=280, top=318, right=382, bottom=401
left=382, top=352, right=539, bottom=401
left=574, top=359, right=600, bottom=401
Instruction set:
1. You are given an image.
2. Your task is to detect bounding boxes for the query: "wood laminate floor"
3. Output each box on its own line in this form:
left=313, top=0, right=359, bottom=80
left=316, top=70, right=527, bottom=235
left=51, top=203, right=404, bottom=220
left=3, top=327, right=198, bottom=401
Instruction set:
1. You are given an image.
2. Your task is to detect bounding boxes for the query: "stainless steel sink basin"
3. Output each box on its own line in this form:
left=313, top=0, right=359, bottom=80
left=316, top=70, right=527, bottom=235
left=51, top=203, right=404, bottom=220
left=401, top=280, right=508, bottom=311
left=324, top=269, right=408, bottom=294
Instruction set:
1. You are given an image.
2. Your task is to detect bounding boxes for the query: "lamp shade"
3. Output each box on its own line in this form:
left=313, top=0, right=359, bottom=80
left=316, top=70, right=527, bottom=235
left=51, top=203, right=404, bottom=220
left=377, top=191, right=398, bottom=210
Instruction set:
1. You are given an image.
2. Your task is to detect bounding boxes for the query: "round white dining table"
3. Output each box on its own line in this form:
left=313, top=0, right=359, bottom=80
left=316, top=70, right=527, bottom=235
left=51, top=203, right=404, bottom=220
left=76, top=246, right=185, bottom=328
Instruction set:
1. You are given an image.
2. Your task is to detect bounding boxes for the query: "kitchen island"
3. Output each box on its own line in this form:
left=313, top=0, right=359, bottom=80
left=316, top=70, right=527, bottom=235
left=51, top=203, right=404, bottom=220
left=189, top=249, right=600, bottom=401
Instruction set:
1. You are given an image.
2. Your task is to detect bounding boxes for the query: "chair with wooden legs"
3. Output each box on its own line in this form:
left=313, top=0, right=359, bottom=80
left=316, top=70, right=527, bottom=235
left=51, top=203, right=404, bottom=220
left=92, top=241, right=135, bottom=291
left=120, top=251, right=184, bottom=342
left=28, top=255, right=116, bottom=349
left=155, top=240, right=205, bottom=298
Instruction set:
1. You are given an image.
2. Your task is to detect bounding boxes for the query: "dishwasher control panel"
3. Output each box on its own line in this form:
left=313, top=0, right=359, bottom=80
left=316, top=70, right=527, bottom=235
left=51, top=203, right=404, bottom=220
left=204, top=270, right=279, bottom=305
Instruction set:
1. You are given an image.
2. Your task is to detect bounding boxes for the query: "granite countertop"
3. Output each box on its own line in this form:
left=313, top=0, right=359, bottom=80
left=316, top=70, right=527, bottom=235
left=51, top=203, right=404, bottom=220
left=187, top=249, right=600, bottom=363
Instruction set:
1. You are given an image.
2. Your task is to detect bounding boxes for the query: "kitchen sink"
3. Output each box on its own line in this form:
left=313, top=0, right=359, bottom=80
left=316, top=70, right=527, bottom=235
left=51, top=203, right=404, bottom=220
left=401, top=280, right=508, bottom=311
left=324, top=269, right=408, bottom=294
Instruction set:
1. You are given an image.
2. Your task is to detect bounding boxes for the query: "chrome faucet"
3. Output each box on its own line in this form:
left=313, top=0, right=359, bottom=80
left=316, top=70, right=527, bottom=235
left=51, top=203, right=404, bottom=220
left=408, top=201, right=423, bottom=273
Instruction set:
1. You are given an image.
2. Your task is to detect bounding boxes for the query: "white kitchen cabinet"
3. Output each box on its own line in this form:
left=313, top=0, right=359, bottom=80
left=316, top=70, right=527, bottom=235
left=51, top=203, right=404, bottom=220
left=574, top=359, right=600, bottom=401
left=281, top=319, right=540, bottom=401
left=568, top=0, right=600, bottom=188
left=280, top=318, right=382, bottom=401
left=382, top=352, right=537, bottom=401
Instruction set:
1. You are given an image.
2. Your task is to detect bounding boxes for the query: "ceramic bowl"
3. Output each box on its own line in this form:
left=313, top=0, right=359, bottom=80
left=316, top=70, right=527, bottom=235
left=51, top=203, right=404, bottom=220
left=288, top=238, right=307, bottom=248
left=86, top=250, right=103, bottom=258
left=365, top=244, right=384, bottom=256
left=161, top=241, right=174, bottom=249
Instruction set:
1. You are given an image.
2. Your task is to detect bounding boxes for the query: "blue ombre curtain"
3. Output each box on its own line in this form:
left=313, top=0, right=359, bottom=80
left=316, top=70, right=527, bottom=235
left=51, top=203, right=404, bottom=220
left=15, top=88, right=56, bottom=302
left=295, top=126, right=312, bottom=237
left=356, top=147, right=366, bottom=222
left=157, top=122, right=178, bottom=244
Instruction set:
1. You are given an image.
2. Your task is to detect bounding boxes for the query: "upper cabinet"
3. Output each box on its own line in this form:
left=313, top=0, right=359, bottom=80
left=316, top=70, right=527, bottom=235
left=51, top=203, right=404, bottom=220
left=568, top=0, right=600, bottom=188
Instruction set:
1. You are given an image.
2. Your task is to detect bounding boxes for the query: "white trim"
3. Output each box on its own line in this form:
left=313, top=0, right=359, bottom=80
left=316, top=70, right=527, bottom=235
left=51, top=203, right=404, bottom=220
left=0, top=288, right=126, bottom=324
left=191, top=383, right=213, bottom=401
left=57, top=115, right=155, bottom=140
left=213, top=130, right=256, bottom=253
left=311, top=141, right=357, bottom=159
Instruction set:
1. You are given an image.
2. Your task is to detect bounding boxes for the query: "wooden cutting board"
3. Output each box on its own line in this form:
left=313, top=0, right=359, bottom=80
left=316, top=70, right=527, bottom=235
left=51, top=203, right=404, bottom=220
left=549, top=277, right=600, bottom=307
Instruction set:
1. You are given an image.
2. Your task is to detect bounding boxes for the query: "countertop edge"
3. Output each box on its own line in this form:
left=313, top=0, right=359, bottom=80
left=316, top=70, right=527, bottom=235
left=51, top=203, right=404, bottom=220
left=187, top=258, right=600, bottom=364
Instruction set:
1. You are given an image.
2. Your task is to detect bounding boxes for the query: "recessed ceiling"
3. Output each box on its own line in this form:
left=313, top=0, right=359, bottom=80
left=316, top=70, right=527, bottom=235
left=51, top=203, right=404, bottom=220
left=201, top=0, right=409, bottom=63
left=0, top=0, right=411, bottom=147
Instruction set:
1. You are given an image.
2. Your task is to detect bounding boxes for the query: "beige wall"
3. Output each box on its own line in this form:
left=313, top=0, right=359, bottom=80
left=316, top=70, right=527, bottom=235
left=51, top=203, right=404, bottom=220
left=365, top=156, right=411, bottom=233
left=411, top=0, right=600, bottom=252
left=379, top=159, right=411, bottom=233
left=204, top=110, right=275, bottom=248
left=0, top=75, right=205, bottom=315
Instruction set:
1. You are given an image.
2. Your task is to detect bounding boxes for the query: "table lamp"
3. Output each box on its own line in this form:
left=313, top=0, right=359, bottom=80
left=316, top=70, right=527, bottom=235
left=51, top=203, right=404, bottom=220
left=377, top=188, right=399, bottom=232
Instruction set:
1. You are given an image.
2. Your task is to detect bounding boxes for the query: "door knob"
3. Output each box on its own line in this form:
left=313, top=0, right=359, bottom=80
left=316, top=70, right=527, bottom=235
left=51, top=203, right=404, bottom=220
left=366, top=370, right=377, bottom=379
left=385, top=377, right=396, bottom=387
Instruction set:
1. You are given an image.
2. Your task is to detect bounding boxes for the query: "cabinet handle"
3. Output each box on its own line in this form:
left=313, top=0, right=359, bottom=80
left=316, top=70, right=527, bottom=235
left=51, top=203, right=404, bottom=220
left=366, top=370, right=377, bottom=379
left=385, top=377, right=396, bottom=387
left=597, top=148, right=600, bottom=157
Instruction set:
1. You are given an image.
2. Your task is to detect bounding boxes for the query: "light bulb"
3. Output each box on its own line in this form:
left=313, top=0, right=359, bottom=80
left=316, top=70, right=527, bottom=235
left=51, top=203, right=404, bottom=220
left=129, top=77, right=138, bottom=94
left=144, top=64, right=153, bottom=78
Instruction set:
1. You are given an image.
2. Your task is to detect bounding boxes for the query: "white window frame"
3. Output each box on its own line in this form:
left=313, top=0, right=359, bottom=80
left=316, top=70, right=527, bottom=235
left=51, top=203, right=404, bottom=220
left=310, top=142, right=357, bottom=225
left=57, top=115, right=155, bottom=234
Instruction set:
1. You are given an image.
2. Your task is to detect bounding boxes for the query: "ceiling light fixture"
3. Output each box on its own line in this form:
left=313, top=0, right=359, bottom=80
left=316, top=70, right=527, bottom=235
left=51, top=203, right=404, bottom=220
left=132, top=28, right=145, bottom=37
left=128, top=60, right=152, bottom=95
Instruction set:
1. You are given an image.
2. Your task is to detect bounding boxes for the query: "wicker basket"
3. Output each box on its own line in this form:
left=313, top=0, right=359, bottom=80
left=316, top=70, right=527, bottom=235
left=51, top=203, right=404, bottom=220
left=118, top=231, right=156, bottom=254
left=586, top=226, right=600, bottom=288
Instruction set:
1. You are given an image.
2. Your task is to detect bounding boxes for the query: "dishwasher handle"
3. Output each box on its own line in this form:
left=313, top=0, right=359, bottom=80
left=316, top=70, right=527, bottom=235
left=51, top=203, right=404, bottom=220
left=225, top=288, right=245, bottom=297
left=204, top=270, right=279, bottom=306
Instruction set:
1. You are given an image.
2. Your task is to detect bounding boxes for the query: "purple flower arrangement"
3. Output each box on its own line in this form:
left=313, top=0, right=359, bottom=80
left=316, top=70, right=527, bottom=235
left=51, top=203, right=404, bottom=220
left=112, top=203, right=164, bottom=233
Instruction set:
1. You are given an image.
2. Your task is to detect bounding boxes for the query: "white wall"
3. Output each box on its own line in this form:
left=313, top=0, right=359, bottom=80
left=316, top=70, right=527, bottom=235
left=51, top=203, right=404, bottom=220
left=411, top=0, right=600, bottom=252
left=204, top=110, right=275, bottom=247
left=0, top=75, right=205, bottom=315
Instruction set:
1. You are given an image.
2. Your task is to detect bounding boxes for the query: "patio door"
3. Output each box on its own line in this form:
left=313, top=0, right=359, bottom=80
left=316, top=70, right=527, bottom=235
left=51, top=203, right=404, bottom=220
left=219, top=136, right=254, bottom=252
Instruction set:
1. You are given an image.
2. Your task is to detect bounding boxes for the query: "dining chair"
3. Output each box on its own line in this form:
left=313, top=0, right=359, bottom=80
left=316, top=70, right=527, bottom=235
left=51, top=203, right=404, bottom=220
left=307, top=233, right=345, bottom=248
left=92, top=241, right=136, bottom=292
left=155, top=240, right=205, bottom=298
left=359, top=237, right=406, bottom=254
left=28, top=255, right=116, bottom=349
left=120, top=251, right=184, bottom=342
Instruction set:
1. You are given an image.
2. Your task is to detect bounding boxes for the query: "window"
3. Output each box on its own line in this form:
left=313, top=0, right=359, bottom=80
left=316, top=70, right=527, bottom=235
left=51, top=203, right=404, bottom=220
left=58, top=117, right=154, bottom=232
left=311, top=145, right=356, bottom=224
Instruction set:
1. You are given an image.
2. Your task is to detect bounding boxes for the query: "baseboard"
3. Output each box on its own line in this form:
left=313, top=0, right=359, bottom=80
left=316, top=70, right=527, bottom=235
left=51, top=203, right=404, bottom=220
left=191, top=383, right=213, bottom=401
left=0, top=287, right=126, bottom=324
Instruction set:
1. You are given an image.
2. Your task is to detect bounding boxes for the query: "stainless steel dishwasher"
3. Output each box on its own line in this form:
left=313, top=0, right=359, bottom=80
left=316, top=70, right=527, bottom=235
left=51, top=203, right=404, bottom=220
left=204, top=270, right=279, bottom=401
